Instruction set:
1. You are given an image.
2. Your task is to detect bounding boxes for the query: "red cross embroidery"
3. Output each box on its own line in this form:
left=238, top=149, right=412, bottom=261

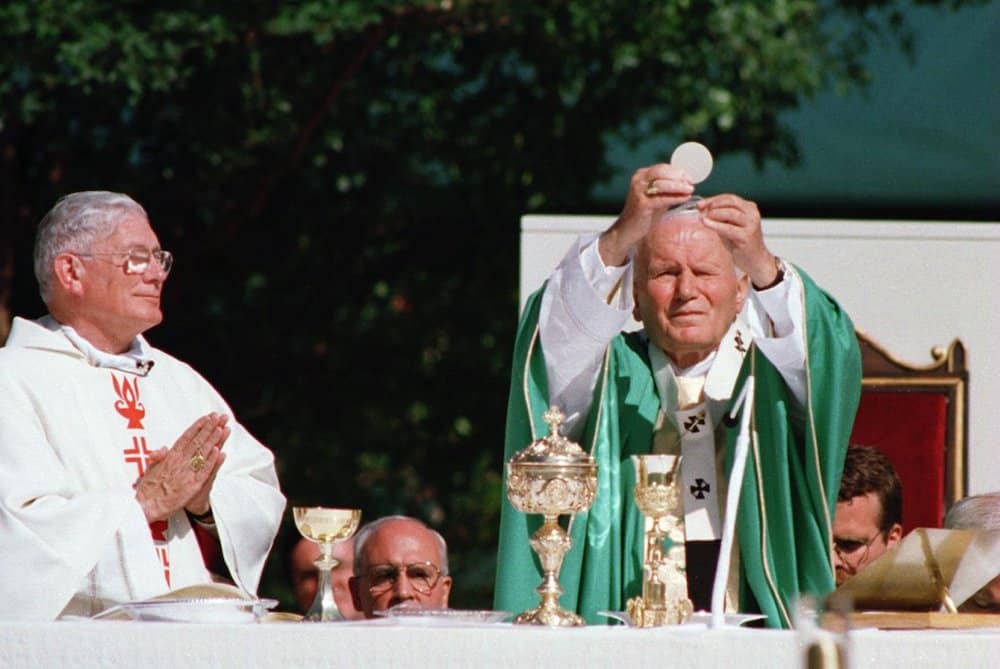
left=123, top=436, right=153, bottom=479
left=155, top=541, right=171, bottom=587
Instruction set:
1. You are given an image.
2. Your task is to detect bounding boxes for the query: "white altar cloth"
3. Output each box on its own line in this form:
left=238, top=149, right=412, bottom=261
left=2, top=618, right=999, bottom=669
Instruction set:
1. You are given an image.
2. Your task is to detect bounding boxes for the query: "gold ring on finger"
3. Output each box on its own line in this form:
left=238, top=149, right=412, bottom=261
left=645, top=180, right=659, bottom=195
left=189, top=453, right=207, bottom=472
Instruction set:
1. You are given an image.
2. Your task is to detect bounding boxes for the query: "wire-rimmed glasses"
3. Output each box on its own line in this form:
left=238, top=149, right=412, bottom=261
left=364, top=561, right=443, bottom=595
left=74, top=246, right=173, bottom=275
left=833, top=530, right=882, bottom=569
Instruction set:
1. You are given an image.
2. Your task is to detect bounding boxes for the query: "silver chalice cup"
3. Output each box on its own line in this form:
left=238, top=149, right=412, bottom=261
left=292, top=506, right=362, bottom=622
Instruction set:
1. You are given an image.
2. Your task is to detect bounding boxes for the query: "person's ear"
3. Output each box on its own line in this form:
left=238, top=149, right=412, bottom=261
left=53, top=252, right=85, bottom=295
left=631, top=280, right=641, bottom=322
left=734, top=273, right=749, bottom=313
left=886, top=523, right=904, bottom=548
left=439, top=574, right=453, bottom=607
left=348, top=576, right=365, bottom=614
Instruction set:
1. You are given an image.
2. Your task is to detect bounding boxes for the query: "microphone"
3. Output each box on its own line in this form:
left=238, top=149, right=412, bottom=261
left=710, top=375, right=755, bottom=629
left=136, top=359, right=155, bottom=375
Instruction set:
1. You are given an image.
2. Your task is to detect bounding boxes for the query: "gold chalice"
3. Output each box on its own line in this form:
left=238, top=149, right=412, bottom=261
left=506, top=406, right=597, bottom=626
left=626, top=454, right=693, bottom=626
left=292, top=506, right=362, bottom=622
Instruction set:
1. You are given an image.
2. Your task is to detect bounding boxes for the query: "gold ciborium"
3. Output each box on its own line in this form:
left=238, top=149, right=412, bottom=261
left=505, top=406, right=598, bottom=626
left=626, top=454, right=693, bottom=626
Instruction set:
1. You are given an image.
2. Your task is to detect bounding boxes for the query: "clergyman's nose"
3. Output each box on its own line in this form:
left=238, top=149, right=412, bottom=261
left=676, top=270, right=696, bottom=299
left=393, top=572, right=417, bottom=598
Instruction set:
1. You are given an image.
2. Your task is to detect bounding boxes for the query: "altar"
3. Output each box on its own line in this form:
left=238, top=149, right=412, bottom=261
left=2, top=619, right=998, bottom=668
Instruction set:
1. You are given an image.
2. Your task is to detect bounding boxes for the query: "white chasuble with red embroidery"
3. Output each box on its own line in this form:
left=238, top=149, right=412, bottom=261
left=0, top=316, right=285, bottom=620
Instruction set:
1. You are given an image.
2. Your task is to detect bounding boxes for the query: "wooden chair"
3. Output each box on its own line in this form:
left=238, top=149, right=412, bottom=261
left=848, top=330, right=969, bottom=532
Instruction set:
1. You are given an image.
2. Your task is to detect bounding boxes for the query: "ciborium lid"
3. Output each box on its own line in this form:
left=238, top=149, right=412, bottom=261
left=508, top=406, right=593, bottom=468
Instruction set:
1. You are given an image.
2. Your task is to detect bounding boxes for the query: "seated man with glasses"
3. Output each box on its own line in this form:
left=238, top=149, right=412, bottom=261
left=0, top=191, right=285, bottom=620
left=348, top=515, right=452, bottom=617
left=832, top=444, right=904, bottom=586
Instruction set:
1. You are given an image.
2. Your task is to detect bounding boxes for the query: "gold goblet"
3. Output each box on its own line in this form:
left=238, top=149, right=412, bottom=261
left=506, top=406, right=597, bottom=626
left=292, top=506, right=362, bottom=622
left=626, top=454, right=693, bottom=626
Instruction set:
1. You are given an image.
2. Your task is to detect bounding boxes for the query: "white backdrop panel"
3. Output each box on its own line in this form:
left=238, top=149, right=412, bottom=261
left=520, top=216, right=1000, bottom=495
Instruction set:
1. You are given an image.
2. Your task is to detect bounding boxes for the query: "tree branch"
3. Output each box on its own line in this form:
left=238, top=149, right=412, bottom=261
left=246, top=23, right=387, bottom=222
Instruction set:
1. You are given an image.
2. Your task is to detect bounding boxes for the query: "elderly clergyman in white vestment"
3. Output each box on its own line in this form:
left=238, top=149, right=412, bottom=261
left=0, top=191, right=286, bottom=620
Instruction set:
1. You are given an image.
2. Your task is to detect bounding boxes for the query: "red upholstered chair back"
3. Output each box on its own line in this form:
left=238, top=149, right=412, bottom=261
left=848, top=331, right=968, bottom=534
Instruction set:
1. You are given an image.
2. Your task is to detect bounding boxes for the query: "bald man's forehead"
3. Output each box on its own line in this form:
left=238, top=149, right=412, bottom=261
left=648, top=212, right=720, bottom=244
left=638, top=214, right=732, bottom=269
left=374, top=519, right=427, bottom=537
left=363, top=521, right=436, bottom=558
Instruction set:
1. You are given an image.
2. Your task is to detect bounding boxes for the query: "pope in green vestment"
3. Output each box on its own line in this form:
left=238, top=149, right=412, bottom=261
left=493, top=184, right=861, bottom=629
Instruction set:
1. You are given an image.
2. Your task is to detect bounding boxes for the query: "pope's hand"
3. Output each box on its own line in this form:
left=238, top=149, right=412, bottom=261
left=599, top=163, right=695, bottom=267
left=698, top=194, right=778, bottom=286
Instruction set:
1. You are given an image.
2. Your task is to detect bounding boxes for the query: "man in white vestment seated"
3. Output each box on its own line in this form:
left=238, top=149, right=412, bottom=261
left=0, top=191, right=286, bottom=620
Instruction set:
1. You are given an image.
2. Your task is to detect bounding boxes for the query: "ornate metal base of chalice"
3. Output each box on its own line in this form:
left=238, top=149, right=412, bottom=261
left=513, top=514, right=584, bottom=626
left=626, top=454, right=693, bottom=627
left=506, top=407, right=598, bottom=627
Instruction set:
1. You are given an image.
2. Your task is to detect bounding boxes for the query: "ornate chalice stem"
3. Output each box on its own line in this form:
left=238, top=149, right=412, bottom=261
left=627, top=455, right=692, bottom=627
left=642, top=521, right=668, bottom=606
left=305, top=551, right=343, bottom=622
left=513, top=514, right=583, bottom=626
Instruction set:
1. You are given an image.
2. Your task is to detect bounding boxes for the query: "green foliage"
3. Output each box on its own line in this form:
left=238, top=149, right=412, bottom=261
left=0, top=0, right=979, bottom=610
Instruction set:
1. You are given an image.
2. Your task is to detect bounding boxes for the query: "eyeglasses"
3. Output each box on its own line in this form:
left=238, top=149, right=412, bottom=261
left=363, top=561, right=443, bottom=595
left=74, top=246, right=173, bottom=275
left=833, top=531, right=882, bottom=568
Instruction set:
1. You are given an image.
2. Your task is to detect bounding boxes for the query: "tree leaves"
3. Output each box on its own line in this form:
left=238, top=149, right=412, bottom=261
left=0, top=0, right=979, bottom=610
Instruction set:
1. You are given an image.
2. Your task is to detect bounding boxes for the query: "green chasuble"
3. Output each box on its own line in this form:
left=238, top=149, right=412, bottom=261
left=493, top=265, right=861, bottom=628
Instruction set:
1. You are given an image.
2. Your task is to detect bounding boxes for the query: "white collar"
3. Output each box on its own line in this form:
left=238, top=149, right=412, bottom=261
left=44, top=316, right=156, bottom=376
left=648, top=314, right=753, bottom=423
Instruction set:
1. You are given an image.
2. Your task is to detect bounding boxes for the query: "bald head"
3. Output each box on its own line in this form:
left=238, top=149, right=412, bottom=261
left=349, top=516, right=452, bottom=617
left=639, top=207, right=735, bottom=268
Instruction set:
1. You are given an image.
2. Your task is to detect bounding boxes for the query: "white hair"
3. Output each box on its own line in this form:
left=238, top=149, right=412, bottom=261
left=33, top=191, right=147, bottom=304
left=644, top=198, right=747, bottom=280
left=944, top=492, right=1000, bottom=531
